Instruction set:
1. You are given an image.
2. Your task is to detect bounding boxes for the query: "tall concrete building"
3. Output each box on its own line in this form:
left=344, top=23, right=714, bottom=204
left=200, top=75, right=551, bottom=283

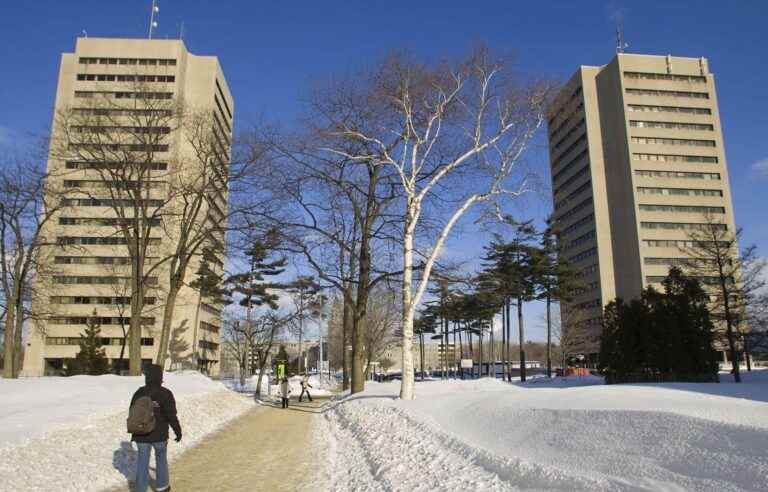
left=547, top=53, right=737, bottom=362
left=23, top=37, right=233, bottom=376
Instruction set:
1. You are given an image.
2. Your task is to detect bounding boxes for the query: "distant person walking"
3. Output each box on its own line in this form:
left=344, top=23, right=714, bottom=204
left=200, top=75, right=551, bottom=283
left=127, top=364, right=182, bottom=492
left=280, top=377, right=291, bottom=408
left=299, top=374, right=313, bottom=402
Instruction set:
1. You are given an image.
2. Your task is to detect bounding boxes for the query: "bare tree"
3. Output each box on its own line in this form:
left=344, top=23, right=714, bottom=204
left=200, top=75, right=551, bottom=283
left=363, top=285, right=401, bottom=377
left=681, top=213, right=766, bottom=382
left=312, top=48, right=554, bottom=399
left=251, top=312, right=292, bottom=396
left=0, top=150, right=66, bottom=378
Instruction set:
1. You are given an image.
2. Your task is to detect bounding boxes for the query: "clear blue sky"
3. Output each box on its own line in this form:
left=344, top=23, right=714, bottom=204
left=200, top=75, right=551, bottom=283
left=1, top=1, right=766, bottom=340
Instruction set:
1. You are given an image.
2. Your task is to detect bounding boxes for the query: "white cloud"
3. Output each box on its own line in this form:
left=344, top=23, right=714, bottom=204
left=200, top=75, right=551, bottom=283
left=752, top=158, right=768, bottom=178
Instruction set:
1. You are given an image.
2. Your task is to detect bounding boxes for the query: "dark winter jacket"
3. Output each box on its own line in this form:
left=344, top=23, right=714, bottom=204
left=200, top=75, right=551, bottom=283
left=129, top=365, right=182, bottom=443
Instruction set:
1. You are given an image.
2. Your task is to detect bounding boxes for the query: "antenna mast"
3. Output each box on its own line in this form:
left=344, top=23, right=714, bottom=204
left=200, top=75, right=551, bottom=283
left=148, top=0, right=159, bottom=39
left=615, top=18, right=629, bottom=54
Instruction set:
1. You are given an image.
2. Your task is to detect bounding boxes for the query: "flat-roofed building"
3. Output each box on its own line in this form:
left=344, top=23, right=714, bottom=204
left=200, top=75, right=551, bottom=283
left=22, top=37, right=233, bottom=376
left=547, top=53, right=737, bottom=363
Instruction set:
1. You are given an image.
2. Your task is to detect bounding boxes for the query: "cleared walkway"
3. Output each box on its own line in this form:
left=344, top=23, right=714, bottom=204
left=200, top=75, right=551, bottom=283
left=116, top=397, right=327, bottom=491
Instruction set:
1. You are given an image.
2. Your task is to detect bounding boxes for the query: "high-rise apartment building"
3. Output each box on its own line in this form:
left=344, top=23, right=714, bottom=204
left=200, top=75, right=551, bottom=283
left=23, top=37, right=233, bottom=376
left=547, top=54, right=737, bottom=362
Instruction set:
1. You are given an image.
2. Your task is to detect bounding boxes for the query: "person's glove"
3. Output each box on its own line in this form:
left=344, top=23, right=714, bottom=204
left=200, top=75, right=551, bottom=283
left=174, top=434, right=182, bottom=443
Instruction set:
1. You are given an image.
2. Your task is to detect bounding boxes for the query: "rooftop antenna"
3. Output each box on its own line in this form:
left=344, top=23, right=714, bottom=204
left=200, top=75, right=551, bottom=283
left=81, top=29, right=88, bottom=38
left=148, top=0, right=159, bottom=39
left=179, top=21, right=185, bottom=41
left=615, top=17, right=629, bottom=53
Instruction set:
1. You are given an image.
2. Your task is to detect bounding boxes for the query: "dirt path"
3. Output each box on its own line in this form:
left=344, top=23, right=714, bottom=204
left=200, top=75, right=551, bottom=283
left=117, top=397, right=328, bottom=491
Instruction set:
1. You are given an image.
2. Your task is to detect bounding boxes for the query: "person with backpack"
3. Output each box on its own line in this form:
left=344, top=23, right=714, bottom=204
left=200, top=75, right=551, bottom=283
left=279, top=377, right=291, bottom=408
left=127, top=364, right=182, bottom=492
left=299, top=374, right=313, bottom=402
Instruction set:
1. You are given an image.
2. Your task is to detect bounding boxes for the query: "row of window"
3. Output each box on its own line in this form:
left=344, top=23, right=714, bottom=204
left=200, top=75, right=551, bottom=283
left=199, top=340, right=219, bottom=350
left=639, top=204, right=725, bottom=214
left=640, top=222, right=727, bottom=231
left=646, top=275, right=722, bottom=285
left=551, top=134, right=587, bottom=167
left=79, top=57, right=176, bottom=66
left=643, top=239, right=729, bottom=248
left=215, top=80, right=233, bottom=120
left=564, top=230, right=596, bottom=251
left=569, top=247, right=598, bottom=263
left=552, top=119, right=585, bottom=151
left=633, top=153, right=718, bottom=164
left=561, top=213, right=594, bottom=236
left=49, top=316, right=155, bottom=326
left=200, top=303, right=222, bottom=316
left=50, top=296, right=156, bottom=305
left=637, top=187, right=722, bottom=197
left=626, top=88, right=709, bottom=99
left=644, top=257, right=720, bottom=267
left=200, top=321, right=221, bottom=334
left=629, top=120, right=713, bottom=131
left=635, top=169, right=721, bottom=180
left=55, top=256, right=144, bottom=265
left=52, top=275, right=158, bottom=285
left=553, top=164, right=589, bottom=196
left=552, top=151, right=589, bottom=184
left=556, top=197, right=593, bottom=223
left=63, top=180, right=165, bottom=189
left=72, top=125, right=171, bottom=135
left=46, top=337, right=154, bottom=346
left=578, top=263, right=599, bottom=277
left=548, top=87, right=582, bottom=129
left=68, top=143, right=169, bottom=152
left=62, top=198, right=165, bottom=207
left=73, top=107, right=173, bottom=117
left=555, top=180, right=591, bottom=211
left=631, top=137, right=716, bottom=147
left=627, top=104, right=711, bottom=115
left=59, top=218, right=162, bottom=227
left=75, top=90, right=173, bottom=100
left=574, top=298, right=602, bottom=311
left=66, top=161, right=168, bottom=171
left=57, top=236, right=162, bottom=246
left=77, top=74, right=175, bottom=83
left=571, top=281, right=601, bottom=296
left=624, top=71, right=706, bottom=83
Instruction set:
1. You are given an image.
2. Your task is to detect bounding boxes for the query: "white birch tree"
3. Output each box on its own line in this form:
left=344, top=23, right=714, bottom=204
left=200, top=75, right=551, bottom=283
left=318, top=48, right=554, bottom=398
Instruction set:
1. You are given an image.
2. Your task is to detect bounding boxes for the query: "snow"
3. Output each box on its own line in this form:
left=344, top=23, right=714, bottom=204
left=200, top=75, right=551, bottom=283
left=318, top=370, right=768, bottom=491
left=269, top=374, right=337, bottom=398
left=0, top=371, right=253, bottom=491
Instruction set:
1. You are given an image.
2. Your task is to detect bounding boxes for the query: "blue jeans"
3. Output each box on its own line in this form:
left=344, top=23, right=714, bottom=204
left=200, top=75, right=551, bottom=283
left=135, top=441, right=169, bottom=492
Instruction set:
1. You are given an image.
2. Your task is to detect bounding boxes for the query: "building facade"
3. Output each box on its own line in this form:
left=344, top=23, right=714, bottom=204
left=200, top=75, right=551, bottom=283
left=547, top=53, right=737, bottom=361
left=23, top=37, right=233, bottom=376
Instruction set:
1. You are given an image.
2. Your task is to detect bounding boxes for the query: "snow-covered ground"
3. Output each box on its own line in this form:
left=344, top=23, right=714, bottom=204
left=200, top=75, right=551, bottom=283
left=318, top=370, right=768, bottom=491
left=0, top=372, right=253, bottom=491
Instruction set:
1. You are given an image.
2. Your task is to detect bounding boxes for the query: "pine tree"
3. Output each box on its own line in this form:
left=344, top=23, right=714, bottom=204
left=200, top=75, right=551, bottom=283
left=72, top=310, right=110, bottom=376
left=537, top=217, right=581, bottom=377
left=600, top=268, right=718, bottom=383
left=481, top=223, right=539, bottom=382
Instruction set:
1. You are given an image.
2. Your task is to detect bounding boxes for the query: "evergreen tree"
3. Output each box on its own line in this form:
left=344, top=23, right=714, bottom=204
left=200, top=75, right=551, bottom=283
left=481, top=223, right=539, bottom=381
left=600, top=267, right=718, bottom=383
left=226, top=231, right=288, bottom=311
left=71, top=310, right=110, bottom=376
left=537, top=217, right=581, bottom=377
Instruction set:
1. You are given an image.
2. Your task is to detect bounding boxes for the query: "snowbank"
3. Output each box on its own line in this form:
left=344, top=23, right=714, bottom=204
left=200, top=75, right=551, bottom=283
left=318, top=371, right=768, bottom=491
left=0, top=372, right=253, bottom=491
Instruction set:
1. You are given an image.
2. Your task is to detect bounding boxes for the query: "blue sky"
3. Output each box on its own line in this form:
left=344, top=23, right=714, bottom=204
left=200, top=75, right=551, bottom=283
left=1, top=1, right=766, bottom=341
